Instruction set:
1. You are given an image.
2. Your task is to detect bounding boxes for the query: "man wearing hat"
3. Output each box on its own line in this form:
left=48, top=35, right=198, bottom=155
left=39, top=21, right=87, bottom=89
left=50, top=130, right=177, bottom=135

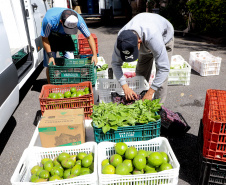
left=41, top=7, right=97, bottom=83
left=111, top=13, right=174, bottom=103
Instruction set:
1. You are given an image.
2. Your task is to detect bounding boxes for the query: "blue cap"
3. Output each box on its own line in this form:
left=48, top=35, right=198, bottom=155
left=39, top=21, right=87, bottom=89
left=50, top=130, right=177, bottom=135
left=117, top=30, right=138, bottom=62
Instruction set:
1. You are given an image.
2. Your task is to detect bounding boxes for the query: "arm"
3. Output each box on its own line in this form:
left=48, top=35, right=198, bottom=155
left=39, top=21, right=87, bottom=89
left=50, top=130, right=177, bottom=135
left=76, top=14, right=98, bottom=65
left=143, top=34, right=170, bottom=100
left=86, top=35, right=98, bottom=65
left=111, top=42, right=137, bottom=100
left=42, top=37, right=55, bottom=65
left=41, top=17, right=55, bottom=65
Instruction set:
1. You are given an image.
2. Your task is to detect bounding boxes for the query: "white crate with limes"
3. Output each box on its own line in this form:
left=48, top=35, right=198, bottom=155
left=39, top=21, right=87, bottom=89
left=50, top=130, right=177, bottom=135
left=189, top=51, right=222, bottom=76
left=11, top=142, right=98, bottom=185
left=168, top=55, right=191, bottom=86
left=98, top=137, right=180, bottom=185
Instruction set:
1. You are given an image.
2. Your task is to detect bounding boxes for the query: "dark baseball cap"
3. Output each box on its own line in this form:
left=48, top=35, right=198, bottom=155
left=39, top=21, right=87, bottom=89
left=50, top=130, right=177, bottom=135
left=117, top=30, right=138, bottom=62
left=61, top=9, right=78, bottom=34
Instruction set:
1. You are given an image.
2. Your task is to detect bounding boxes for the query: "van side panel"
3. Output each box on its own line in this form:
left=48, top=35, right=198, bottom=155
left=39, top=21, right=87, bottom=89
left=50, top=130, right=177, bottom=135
left=0, top=86, right=19, bottom=132
left=0, top=64, right=18, bottom=107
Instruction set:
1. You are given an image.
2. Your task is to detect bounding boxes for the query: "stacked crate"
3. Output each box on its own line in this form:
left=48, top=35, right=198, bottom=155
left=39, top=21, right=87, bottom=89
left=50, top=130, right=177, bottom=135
left=78, top=33, right=98, bottom=58
left=198, top=89, right=226, bottom=185
left=189, top=51, right=222, bottom=76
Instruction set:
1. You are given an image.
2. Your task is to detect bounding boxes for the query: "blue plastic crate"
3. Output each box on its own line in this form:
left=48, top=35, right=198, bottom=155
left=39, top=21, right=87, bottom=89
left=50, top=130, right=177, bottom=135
left=93, top=118, right=161, bottom=143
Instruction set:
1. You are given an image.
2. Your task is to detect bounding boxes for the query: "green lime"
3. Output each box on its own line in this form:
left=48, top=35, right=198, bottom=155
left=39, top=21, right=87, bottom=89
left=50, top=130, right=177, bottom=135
left=70, top=87, right=77, bottom=93
left=64, top=91, right=71, bottom=98
left=71, top=92, right=77, bottom=98
left=57, top=92, right=64, bottom=99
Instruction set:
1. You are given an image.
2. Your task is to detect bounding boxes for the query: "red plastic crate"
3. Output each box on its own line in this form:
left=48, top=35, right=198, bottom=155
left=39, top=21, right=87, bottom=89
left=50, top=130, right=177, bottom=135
left=78, top=33, right=98, bottom=55
left=202, top=89, right=226, bottom=161
left=39, top=82, right=94, bottom=119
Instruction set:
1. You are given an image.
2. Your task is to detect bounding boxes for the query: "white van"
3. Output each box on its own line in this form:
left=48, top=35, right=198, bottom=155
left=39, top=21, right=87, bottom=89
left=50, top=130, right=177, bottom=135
left=0, top=0, right=49, bottom=132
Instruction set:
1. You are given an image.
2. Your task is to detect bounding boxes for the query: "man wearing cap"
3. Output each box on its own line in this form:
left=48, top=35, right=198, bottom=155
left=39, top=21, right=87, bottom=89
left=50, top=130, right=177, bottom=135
left=111, top=13, right=174, bottom=103
left=41, top=8, right=97, bottom=83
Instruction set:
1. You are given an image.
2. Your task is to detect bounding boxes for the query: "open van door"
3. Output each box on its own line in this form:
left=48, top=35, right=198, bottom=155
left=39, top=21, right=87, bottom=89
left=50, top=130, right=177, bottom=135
left=29, top=0, right=50, bottom=67
left=0, top=12, right=19, bottom=132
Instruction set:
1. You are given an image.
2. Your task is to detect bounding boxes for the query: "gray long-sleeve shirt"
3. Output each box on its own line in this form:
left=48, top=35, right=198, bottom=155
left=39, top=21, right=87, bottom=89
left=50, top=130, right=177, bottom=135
left=111, top=13, right=174, bottom=91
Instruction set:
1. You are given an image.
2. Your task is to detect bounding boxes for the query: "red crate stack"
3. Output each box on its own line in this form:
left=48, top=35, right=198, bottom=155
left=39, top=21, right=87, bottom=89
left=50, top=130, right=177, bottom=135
left=78, top=33, right=98, bottom=55
left=202, top=89, right=226, bottom=161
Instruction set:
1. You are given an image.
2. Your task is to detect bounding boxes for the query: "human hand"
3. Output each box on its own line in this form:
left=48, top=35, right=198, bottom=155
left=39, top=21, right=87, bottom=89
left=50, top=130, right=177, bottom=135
left=48, top=57, right=55, bottom=65
left=91, top=55, right=98, bottom=65
left=142, top=88, right=155, bottom=101
left=122, top=84, right=138, bottom=100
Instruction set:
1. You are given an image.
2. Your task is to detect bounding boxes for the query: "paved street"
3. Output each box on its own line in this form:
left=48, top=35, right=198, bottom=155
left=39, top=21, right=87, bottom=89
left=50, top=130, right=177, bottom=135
left=0, top=18, right=226, bottom=185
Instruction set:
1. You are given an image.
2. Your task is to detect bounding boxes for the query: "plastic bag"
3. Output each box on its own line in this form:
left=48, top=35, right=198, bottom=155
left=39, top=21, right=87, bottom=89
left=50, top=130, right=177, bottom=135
left=159, top=106, right=190, bottom=135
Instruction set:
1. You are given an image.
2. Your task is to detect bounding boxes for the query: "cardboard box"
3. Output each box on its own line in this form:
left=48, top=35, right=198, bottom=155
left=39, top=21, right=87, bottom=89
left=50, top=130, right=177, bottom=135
left=38, top=109, right=85, bottom=148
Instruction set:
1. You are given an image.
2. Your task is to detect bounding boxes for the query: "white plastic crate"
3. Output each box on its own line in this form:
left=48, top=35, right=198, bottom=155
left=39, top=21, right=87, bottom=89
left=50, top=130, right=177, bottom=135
left=97, top=56, right=108, bottom=79
left=11, top=143, right=98, bottom=185
left=168, top=55, right=191, bottom=86
left=98, top=76, right=149, bottom=103
left=98, top=137, right=180, bottom=185
left=189, top=51, right=222, bottom=76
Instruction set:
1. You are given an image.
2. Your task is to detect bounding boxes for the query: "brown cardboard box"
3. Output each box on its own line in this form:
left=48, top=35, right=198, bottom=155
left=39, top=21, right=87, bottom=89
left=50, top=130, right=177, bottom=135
left=38, top=109, right=85, bottom=148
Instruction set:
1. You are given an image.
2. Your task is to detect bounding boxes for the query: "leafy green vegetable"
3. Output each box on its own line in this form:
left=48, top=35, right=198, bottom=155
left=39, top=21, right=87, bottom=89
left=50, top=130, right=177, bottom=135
left=97, top=64, right=108, bottom=71
left=90, top=99, right=162, bottom=134
left=122, top=62, right=136, bottom=68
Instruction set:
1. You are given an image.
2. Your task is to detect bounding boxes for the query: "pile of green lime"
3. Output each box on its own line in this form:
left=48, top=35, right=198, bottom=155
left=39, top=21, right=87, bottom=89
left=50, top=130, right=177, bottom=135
left=30, top=151, right=94, bottom=182
left=48, top=87, right=90, bottom=99
left=102, top=142, right=173, bottom=176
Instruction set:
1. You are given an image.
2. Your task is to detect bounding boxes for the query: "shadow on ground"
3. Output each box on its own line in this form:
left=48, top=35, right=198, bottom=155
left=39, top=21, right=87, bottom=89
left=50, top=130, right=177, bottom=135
left=162, top=132, right=199, bottom=185
left=0, top=116, right=17, bottom=155
left=31, top=79, right=48, bottom=93
left=19, top=63, right=44, bottom=103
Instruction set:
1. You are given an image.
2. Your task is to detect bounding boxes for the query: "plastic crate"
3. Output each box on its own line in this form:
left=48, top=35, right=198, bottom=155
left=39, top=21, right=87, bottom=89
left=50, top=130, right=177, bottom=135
left=12, top=50, right=27, bottom=64
left=93, top=117, right=161, bottom=143
left=39, top=82, right=94, bottom=119
left=78, top=33, right=98, bottom=55
left=97, top=137, right=180, bottom=185
left=168, top=55, right=191, bottom=86
left=10, top=142, right=98, bottom=185
left=96, top=56, right=108, bottom=79
left=202, top=89, right=226, bottom=161
left=189, top=51, right=222, bottom=76
left=49, top=58, right=97, bottom=86
left=98, top=76, right=149, bottom=103
left=198, top=120, right=226, bottom=185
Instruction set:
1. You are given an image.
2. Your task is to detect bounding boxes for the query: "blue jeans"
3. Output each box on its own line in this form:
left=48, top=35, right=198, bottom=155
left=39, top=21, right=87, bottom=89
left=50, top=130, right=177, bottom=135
left=43, top=50, right=75, bottom=67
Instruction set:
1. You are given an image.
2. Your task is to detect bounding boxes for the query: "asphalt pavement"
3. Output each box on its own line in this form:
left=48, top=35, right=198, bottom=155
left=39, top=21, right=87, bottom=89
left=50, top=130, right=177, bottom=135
left=0, top=17, right=226, bottom=185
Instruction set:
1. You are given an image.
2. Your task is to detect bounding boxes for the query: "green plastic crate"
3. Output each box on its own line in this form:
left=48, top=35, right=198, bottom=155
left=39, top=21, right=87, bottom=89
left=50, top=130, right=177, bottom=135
left=12, top=50, right=27, bottom=64
left=93, top=118, right=161, bottom=143
left=49, top=58, right=97, bottom=86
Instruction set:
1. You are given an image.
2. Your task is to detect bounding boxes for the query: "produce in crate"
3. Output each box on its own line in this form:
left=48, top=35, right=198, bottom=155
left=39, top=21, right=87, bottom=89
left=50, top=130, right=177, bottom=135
left=97, top=64, right=108, bottom=71
left=91, top=99, right=162, bottom=133
left=122, top=62, right=137, bottom=68
left=101, top=142, right=173, bottom=175
left=48, top=87, right=90, bottom=99
left=29, top=151, right=94, bottom=182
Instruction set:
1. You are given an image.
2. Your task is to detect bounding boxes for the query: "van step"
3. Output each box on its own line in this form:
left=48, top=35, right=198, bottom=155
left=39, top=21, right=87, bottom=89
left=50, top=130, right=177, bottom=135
left=17, top=60, right=33, bottom=83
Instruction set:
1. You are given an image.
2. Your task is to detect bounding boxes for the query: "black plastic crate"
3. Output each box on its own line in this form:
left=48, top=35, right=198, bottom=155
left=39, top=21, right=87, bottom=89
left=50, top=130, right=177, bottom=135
left=198, top=119, right=226, bottom=185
